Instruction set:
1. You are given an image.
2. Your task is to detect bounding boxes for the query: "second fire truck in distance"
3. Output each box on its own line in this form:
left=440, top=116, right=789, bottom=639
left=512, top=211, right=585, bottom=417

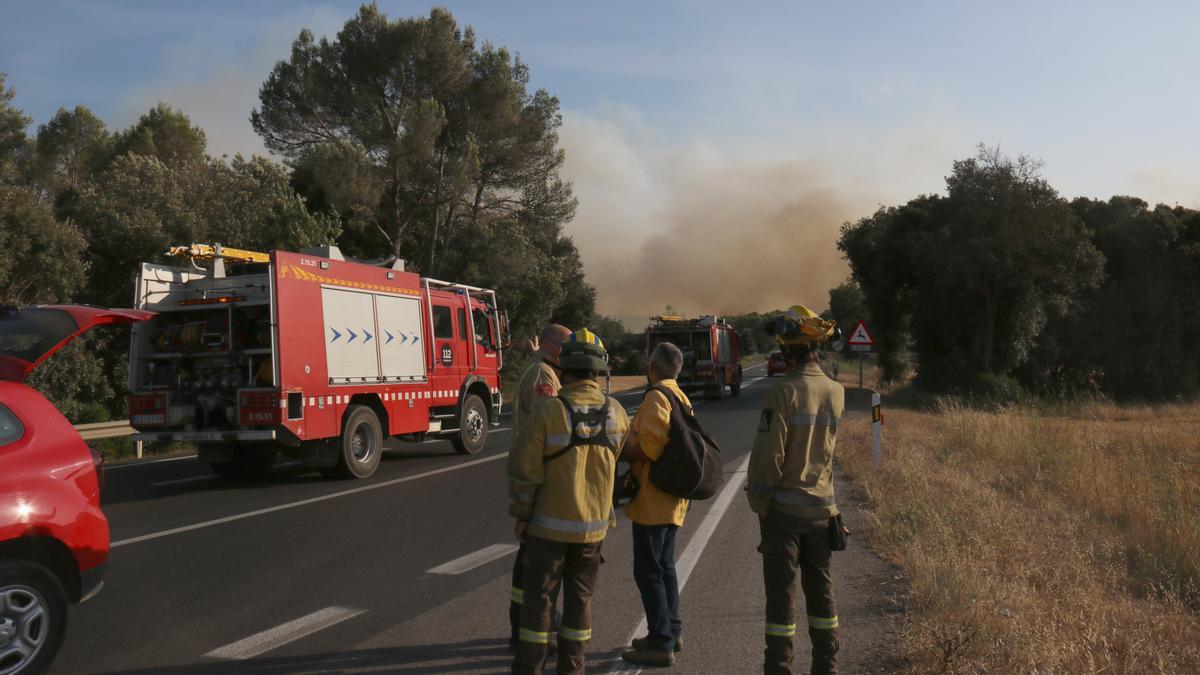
left=127, top=244, right=510, bottom=480
left=646, top=314, right=742, bottom=399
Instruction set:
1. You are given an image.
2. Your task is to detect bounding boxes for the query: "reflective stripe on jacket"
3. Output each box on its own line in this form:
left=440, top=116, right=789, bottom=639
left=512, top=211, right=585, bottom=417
left=746, top=361, right=844, bottom=519
left=509, top=379, right=630, bottom=543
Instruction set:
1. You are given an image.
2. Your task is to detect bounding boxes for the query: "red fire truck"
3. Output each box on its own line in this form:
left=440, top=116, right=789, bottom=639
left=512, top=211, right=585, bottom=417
left=645, top=315, right=742, bottom=399
left=127, top=244, right=510, bottom=479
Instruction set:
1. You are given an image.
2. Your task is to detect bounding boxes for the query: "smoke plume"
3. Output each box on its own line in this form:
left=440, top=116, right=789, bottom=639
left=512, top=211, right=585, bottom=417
left=560, top=109, right=877, bottom=319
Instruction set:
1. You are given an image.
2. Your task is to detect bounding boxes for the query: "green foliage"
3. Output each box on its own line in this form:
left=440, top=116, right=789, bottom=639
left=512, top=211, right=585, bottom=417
left=113, top=102, right=207, bottom=166
left=840, top=146, right=1105, bottom=393
left=0, top=185, right=88, bottom=304
left=827, top=280, right=871, bottom=337
left=208, top=155, right=342, bottom=251
left=35, top=106, right=111, bottom=194
left=73, top=151, right=341, bottom=308
left=1022, top=197, right=1200, bottom=399
left=725, top=312, right=779, bottom=355
left=25, top=334, right=114, bottom=423
left=0, top=74, right=32, bottom=184
left=253, top=5, right=589, bottom=331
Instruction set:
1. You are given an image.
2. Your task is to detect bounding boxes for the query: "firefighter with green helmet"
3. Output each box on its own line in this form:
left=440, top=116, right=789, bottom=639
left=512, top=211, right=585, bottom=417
left=747, top=305, right=846, bottom=675
left=509, top=328, right=630, bottom=674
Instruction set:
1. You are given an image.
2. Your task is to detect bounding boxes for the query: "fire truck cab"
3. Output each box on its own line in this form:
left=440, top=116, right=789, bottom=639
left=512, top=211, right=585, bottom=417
left=127, top=244, right=510, bottom=479
left=646, top=315, right=742, bottom=400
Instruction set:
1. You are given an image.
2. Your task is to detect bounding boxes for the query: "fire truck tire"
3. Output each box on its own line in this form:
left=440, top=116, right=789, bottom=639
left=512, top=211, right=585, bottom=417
left=335, top=405, right=383, bottom=479
left=451, top=394, right=488, bottom=455
left=731, top=378, right=742, bottom=397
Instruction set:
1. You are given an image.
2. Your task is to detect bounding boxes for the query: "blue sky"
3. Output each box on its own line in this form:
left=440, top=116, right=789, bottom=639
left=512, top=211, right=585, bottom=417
left=3, top=1, right=1198, bottom=314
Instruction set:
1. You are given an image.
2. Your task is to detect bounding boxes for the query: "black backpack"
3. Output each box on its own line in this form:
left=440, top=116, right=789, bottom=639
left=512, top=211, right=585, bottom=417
left=644, top=386, right=723, bottom=500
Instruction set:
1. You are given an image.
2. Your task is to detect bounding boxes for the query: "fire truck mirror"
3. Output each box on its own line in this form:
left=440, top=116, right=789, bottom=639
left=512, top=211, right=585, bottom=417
left=499, top=309, right=513, bottom=349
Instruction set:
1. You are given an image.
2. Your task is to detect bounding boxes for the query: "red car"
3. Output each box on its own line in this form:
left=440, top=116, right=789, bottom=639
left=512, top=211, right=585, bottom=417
left=767, top=351, right=786, bottom=376
left=0, top=305, right=152, bottom=674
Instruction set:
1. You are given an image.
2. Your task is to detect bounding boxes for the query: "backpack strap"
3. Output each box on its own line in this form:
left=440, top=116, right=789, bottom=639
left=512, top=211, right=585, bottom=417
left=544, top=396, right=616, bottom=462
left=646, top=385, right=693, bottom=419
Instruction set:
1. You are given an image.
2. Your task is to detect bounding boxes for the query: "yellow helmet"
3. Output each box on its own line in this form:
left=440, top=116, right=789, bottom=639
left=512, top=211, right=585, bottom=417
left=559, top=328, right=610, bottom=372
left=764, top=305, right=838, bottom=346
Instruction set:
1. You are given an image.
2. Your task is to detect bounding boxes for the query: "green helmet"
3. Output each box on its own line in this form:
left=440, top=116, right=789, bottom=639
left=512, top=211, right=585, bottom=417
left=559, top=328, right=610, bottom=373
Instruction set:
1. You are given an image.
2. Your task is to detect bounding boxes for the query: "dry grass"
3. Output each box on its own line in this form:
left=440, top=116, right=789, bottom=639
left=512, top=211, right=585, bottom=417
left=839, top=399, right=1200, bottom=673
left=608, top=375, right=649, bottom=394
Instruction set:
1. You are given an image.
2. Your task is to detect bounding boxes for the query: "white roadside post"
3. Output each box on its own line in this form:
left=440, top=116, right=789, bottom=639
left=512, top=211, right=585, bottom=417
left=871, top=392, right=882, bottom=465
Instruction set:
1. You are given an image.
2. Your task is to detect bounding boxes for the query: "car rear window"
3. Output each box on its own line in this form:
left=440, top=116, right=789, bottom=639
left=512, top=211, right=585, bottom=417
left=0, top=403, right=24, bottom=446
left=0, top=308, right=77, bottom=364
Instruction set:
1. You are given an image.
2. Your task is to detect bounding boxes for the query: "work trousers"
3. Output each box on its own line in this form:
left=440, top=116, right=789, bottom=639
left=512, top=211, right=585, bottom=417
left=511, top=543, right=562, bottom=640
left=631, top=522, right=681, bottom=650
left=514, top=535, right=603, bottom=675
left=759, top=513, right=840, bottom=675
left=510, top=542, right=525, bottom=636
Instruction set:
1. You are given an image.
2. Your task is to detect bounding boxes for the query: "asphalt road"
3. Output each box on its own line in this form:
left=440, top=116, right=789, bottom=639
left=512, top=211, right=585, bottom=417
left=51, top=361, right=898, bottom=674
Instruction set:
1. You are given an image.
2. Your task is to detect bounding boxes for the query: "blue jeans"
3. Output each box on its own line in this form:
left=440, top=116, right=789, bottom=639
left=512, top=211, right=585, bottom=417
left=632, top=523, right=681, bottom=650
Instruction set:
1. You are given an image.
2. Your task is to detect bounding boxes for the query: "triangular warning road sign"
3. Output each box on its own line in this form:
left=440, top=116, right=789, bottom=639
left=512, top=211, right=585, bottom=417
left=847, top=320, right=874, bottom=345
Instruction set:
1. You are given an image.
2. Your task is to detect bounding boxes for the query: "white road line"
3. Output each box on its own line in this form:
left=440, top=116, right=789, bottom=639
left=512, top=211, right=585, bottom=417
left=205, top=606, right=365, bottom=660
left=151, top=475, right=214, bottom=488
left=427, top=543, right=520, bottom=575
left=112, top=453, right=509, bottom=548
left=610, top=453, right=753, bottom=673
left=106, top=454, right=198, bottom=470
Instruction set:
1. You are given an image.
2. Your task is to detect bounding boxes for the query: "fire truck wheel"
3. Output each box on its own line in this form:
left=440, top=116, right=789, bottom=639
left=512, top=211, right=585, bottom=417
left=335, top=405, right=383, bottom=479
left=731, top=377, right=742, bottom=397
left=452, top=394, right=488, bottom=455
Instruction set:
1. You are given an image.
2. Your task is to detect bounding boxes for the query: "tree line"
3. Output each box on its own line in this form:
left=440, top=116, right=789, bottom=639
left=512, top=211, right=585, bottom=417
left=0, top=6, right=595, bottom=421
left=838, top=145, right=1200, bottom=401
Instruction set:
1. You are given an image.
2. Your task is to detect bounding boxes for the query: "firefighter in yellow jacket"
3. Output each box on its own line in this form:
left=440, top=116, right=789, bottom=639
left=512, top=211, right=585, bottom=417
left=747, top=305, right=845, bottom=675
left=509, top=328, right=629, bottom=674
left=508, top=323, right=571, bottom=647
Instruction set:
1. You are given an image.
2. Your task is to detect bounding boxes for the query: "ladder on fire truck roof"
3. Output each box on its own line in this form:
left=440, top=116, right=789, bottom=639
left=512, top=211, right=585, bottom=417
left=649, top=314, right=726, bottom=327
left=167, top=243, right=270, bottom=265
